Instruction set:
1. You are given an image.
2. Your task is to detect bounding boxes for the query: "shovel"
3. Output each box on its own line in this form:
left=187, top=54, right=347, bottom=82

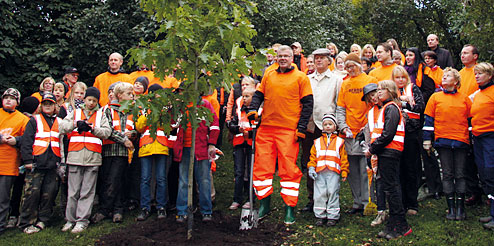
left=239, top=125, right=259, bottom=230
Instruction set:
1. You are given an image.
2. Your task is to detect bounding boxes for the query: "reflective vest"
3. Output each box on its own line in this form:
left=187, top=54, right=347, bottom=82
left=313, top=134, right=344, bottom=174
left=140, top=128, right=170, bottom=148
left=371, top=101, right=405, bottom=151
left=399, top=84, right=420, bottom=119
left=68, top=109, right=103, bottom=153
left=32, top=114, right=61, bottom=157
left=367, top=105, right=380, bottom=134
left=233, top=97, right=253, bottom=146
left=103, top=106, right=134, bottom=145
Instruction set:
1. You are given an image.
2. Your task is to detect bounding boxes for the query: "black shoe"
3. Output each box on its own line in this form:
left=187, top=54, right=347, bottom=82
left=91, top=212, right=107, bottom=224
left=157, top=208, right=167, bottom=219
left=465, top=194, right=482, bottom=206
left=315, top=218, right=325, bottom=226
left=301, top=202, right=313, bottom=212
left=137, top=209, right=150, bottom=221
left=347, top=208, right=364, bottom=215
left=176, top=215, right=187, bottom=223
left=326, top=219, right=338, bottom=227
left=433, top=192, right=442, bottom=200
left=456, top=194, right=466, bottom=221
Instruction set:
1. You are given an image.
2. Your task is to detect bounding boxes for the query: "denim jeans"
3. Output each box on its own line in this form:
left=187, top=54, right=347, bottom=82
left=437, top=147, right=467, bottom=194
left=233, top=144, right=251, bottom=203
left=473, top=135, right=494, bottom=217
left=176, top=147, right=212, bottom=216
left=140, top=154, right=168, bottom=210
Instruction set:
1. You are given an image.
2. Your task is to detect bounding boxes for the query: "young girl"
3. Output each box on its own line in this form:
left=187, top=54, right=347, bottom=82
left=53, top=82, right=68, bottom=115
left=365, top=80, right=411, bottom=240
left=60, top=82, right=87, bottom=118
left=392, top=66, right=425, bottom=216
left=92, top=82, right=135, bottom=224
left=18, top=93, right=61, bottom=234
left=58, top=87, right=111, bottom=233
left=307, top=114, right=348, bottom=227
left=423, top=68, right=471, bottom=221
left=133, top=76, right=149, bottom=97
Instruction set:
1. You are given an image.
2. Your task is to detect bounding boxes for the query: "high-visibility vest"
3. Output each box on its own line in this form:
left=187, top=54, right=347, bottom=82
left=367, top=105, right=380, bottom=134
left=68, top=109, right=103, bottom=153
left=371, top=101, right=405, bottom=152
left=140, top=128, right=169, bottom=148
left=32, top=114, right=61, bottom=157
left=399, top=84, right=420, bottom=119
left=103, top=106, right=134, bottom=145
left=313, top=134, right=344, bottom=174
left=233, top=97, right=253, bottom=146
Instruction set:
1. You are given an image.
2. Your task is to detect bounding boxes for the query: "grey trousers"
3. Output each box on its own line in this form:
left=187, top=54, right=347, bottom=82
left=313, top=169, right=341, bottom=220
left=347, top=155, right=369, bottom=209
left=0, top=175, right=15, bottom=232
left=66, top=165, right=98, bottom=226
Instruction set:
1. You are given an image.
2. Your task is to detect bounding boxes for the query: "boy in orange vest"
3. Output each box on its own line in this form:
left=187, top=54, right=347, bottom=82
left=228, top=88, right=256, bottom=210
left=307, top=114, right=348, bottom=226
left=59, top=87, right=111, bottom=233
left=18, top=93, right=62, bottom=234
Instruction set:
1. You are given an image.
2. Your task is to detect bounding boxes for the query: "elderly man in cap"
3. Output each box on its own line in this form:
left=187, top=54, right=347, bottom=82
left=291, top=42, right=307, bottom=72
left=300, top=48, right=343, bottom=212
left=336, top=53, right=378, bottom=215
left=94, top=52, right=132, bottom=106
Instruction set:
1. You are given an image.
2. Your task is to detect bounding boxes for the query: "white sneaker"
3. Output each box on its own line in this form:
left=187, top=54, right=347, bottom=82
left=71, top=223, right=87, bottom=233
left=6, top=216, right=17, bottom=228
left=61, top=222, right=75, bottom=232
left=35, top=221, right=46, bottom=230
left=242, top=202, right=251, bottom=209
left=371, top=210, right=387, bottom=227
left=23, top=225, right=41, bottom=234
left=229, top=202, right=240, bottom=210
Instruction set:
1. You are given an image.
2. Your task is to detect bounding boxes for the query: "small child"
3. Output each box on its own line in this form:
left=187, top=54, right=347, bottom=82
left=18, top=93, right=62, bottom=234
left=228, top=87, right=256, bottom=210
left=307, top=114, right=348, bottom=227
left=59, top=87, right=111, bottom=233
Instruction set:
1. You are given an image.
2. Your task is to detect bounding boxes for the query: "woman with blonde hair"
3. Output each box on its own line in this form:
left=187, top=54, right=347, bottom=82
left=365, top=80, right=411, bottom=239
left=31, top=77, right=55, bottom=102
left=362, top=44, right=380, bottom=68
left=391, top=66, right=425, bottom=216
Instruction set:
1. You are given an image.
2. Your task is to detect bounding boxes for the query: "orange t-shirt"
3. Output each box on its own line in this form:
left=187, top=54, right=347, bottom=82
left=0, top=109, right=29, bottom=176
left=264, top=62, right=299, bottom=75
left=471, top=85, right=494, bottom=136
left=459, top=66, right=478, bottom=97
left=93, top=72, right=132, bottom=106
left=369, top=63, right=398, bottom=82
left=371, top=61, right=382, bottom=69
left=337, top=73, right=378, bottom=135
left=428, top=66, right=444, bottom=88
left=258, top=68, right=312, bottom=130
left=425, top=91, right=471, bottom=144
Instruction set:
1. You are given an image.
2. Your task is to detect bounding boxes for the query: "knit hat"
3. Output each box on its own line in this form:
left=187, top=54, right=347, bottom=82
left=108, top=82, right=121, bottom=93
left=361, top=83, right=378, bottom=101
left=2, top=88, right=21, bottom=105
left=19, top=96, right=40, bottom=114
left=322, top=114, right=337, bottom=127
left=85, top=87, right=101, bottom=100
left=135, top=76, right=149, bottom=93
left=41, top=93, right=57, bottom=104
left=148, top=84, right=163, bottom=93
left=344, top=53, right=361, bottom=65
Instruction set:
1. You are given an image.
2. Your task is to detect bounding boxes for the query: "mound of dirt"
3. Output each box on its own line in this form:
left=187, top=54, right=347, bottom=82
left=96, top=211, right=293, bottom=246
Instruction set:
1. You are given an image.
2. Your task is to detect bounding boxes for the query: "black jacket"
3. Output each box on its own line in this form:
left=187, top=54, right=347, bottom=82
left=21, top=112, right=61, bottom=169
left=400, top=84, right=425, bottom=133
left=369, top=99, right=402, bottom=158
left=430, top=46, right=454, bottom=69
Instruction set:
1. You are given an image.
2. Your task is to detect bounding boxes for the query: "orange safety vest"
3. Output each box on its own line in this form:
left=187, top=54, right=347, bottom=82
left=371, top=101, right=405, bottom=152
left=140, top=128, right=170, bottom=148
left=367, top=105, right=380, bottom=134
left=232, top=97, right=253, bottom=146
left=68, top=109, right=103, bottom=153
left=32, top=114, right=61, bottom=157
left=103, top=106, right=134, bottom=145
left=313, top=134, right=344, bottom=174
left=399, top=84, right=420, bottom=119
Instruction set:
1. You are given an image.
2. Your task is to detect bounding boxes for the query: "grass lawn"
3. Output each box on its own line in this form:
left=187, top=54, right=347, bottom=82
left=1, top=133, right=494, bottom=245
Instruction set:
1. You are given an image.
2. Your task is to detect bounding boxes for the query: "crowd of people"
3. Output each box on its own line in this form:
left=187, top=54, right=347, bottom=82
left=1, top=34, right=494, bottom=241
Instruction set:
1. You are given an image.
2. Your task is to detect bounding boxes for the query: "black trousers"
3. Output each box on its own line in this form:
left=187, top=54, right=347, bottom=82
left=379, top=155, right=408, bottom=231
left=301, top=127, right=322, bottom=203
left=0, top=175, right=15, bottom=232
left=9, top=172, right=25, bottom=217
left=98, top=156, right=127, bottom=216
left=400, top=130, right=421, bottom=211
left=421, top=147, right=442, bottom=194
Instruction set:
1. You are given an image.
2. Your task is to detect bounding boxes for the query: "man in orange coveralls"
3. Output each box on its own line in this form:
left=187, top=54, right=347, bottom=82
left=247, top=45, right=313, bottom=224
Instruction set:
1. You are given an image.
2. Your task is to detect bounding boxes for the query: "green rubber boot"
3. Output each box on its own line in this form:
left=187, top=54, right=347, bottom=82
left=284, top=205, right=296, bottom=225
left=258, top=196, right=271, bottom=219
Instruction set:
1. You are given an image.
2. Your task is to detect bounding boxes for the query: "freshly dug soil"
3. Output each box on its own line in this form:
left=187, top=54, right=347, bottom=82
left=96, top=211, right=293, bottom=245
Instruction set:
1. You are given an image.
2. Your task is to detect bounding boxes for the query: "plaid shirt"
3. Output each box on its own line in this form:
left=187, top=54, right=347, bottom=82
left=102, top=104, right=136, bottom=157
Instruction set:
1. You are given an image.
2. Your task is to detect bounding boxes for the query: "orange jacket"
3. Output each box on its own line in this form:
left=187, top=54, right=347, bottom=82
left=0, top=109, right=29, bottom=176
left=369, top=63, right=398, bottom=82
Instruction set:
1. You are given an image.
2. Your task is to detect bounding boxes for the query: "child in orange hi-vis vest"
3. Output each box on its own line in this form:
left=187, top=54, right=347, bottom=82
left=18, top=93, right=62, bottom=234
left=307, top=114, right=348, bottom=227
left=227, top=87, right=256, bottom=210
left=59, top=87, right=111, bottom=233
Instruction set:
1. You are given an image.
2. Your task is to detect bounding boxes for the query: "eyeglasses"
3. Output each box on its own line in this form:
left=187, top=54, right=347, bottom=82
left=71, top=74, right=79, bottom=77
left=277, top=55, right=292, bottom=59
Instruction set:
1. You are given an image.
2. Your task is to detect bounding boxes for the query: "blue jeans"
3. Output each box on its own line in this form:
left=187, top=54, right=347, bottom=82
left=176, top=147, right=212, bottom=216
left=140, top=155, right=168, bottom=210
left=473, top=135, right=494, bottom=217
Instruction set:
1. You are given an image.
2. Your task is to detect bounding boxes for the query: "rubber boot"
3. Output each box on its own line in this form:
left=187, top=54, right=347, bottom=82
left=258, top=196, right=271, bottom=219
left=456, top=193, right=466, bottom=221
left=446, top=194, right=456, bottom=220
left=284, top=205, right=295, bottom=225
